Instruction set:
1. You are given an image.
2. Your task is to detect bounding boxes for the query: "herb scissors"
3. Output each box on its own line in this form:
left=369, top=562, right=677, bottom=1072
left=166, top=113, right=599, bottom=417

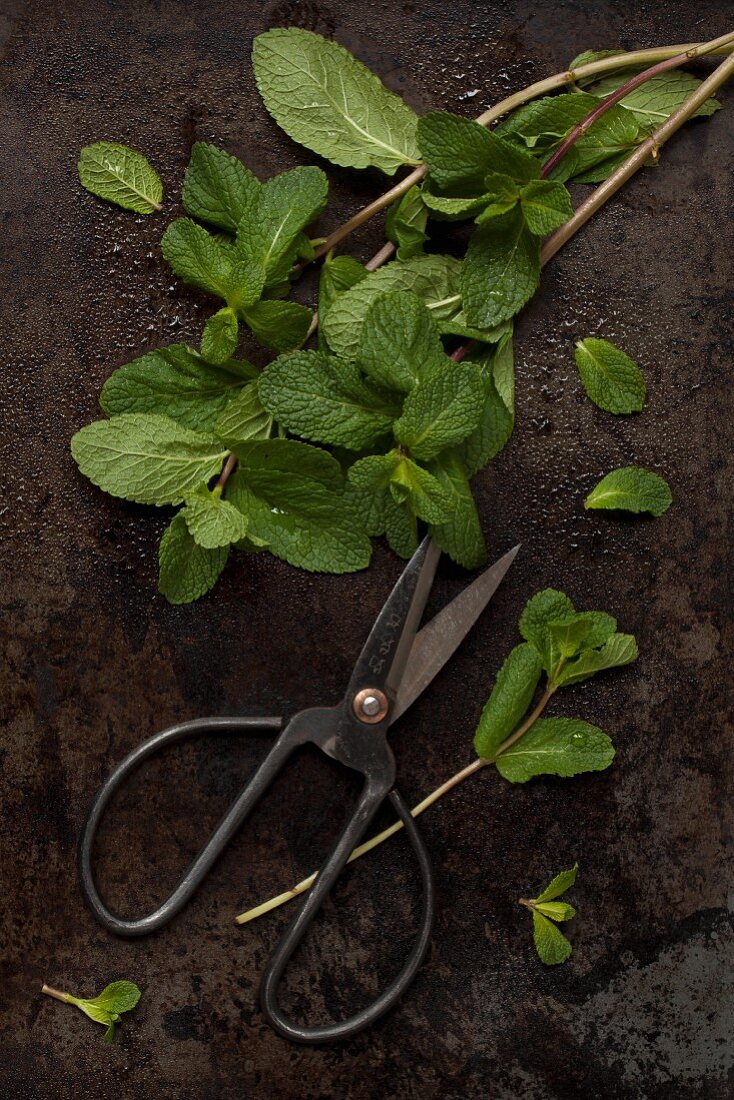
left=79, top=538, right=518, bottom=1044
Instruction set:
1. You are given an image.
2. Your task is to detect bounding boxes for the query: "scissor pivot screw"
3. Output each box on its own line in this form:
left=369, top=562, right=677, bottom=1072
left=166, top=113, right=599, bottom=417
left=353, top=688, right=389, bottom=724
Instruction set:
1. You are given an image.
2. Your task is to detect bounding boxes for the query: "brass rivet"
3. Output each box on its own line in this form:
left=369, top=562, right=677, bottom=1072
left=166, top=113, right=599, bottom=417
left=352, top=687, right=389, bottom=724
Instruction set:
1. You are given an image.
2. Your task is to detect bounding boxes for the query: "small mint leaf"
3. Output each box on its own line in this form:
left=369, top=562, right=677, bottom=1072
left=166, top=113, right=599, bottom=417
left=574, top=338, right=646, bottom=414
left=473, top=643, right=542, bottom=759
left=158, top=513, right=229, bottom=604
left=532, top=910, right=572, bottom=965
left=201, top=308, right=239, bottom=365
left=585, top=467, right=672, bottom=516
left=535, top=863, right=579, bottom=903
left=78, top=142, right=162, bottom=214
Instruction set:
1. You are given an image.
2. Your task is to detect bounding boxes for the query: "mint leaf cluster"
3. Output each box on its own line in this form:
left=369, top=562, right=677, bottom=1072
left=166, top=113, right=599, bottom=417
left=473, top=587, right=638, bottom=781
left=519, top=864, right=579, bottom=965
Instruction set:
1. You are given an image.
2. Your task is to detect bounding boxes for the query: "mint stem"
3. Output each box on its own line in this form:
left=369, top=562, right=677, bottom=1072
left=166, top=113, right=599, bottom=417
left=234, top=685, right=555, bottom=926
left=41, top=984, right=76, bottom=1004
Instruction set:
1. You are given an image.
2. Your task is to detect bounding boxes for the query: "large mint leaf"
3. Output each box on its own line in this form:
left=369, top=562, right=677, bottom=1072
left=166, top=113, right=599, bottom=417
left=321, top=254, right=463, bottom=360
left=158, top=513, right=229, bottom=604
left=182, top=142, right=260, bottom=232
left=182, top=485, right=251, bottom=549
left=555, top=633, right=638, bottom=687
left=417, top=112, right=539, bottom=195
left=215, top=382, right=272, bottom=445
left=236, top=166, right=327, bottom=284
left=462, top=208, right=540, bottom=328
left=71, top=414, right=229, bottom=506
left=574, top=338, right=646, bottom=413
left=78, top=142, right=163, bottom=214
left=242, top=299, right=312, bottom=352
left=588, top=70, right=720, bottom=127
left=227, top=440, right=370, bottom=573
left=496, top=717, right=615, bottom=782
left=585, top=466, right=672, bottom=516
left=474, top=643, right=542, bottom=759
left=385, top=185, right=428, bottom=259
left=259, top=350, right=398, bottom=450
left=359, top=291, right=447, bottom=394
left=201, top=308, right=239, bottom=365
left=394, top=363, right=485, bottom=461
left=456, top=335, right=514, bottom=476
left=519, top=588, right=576, bottom=675
left=426, top=451, right=486, bottom=569
left=252, top=28, right=420, bottom=175
left=100, top=344, right=257, bottom=431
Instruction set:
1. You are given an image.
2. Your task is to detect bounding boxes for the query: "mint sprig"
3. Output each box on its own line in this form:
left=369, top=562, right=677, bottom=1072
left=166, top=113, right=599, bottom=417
left=519, top=864, right=579, bottom=965
left=41, top=981, right=141, bottom=1042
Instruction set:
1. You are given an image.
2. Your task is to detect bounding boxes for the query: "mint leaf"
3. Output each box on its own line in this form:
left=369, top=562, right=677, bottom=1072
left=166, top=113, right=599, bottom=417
left=495, top=717, right=615, bottom=782
left=319, top=254, right=367, bottom=352
left=417, top=112, right=539, bottom=195
left=322, top=254, right=462, bottom=360
left=532, top=911, right=572, bottom=965
left=72, top=414, right=228, bottom=506
left=585, top=466, right=672, bottom=515
left=78, top=142, right=162, bottom=214
left=427, top=451, right=486, bottom=570
left=252, top=28, right=420, bottom=175
left=227, top=440, right=371, bottom=573
left=359, top=291, right=447, bottom=394
left=84, top=981, right=142, bottom=1016
left=496, top=93, right=599, bottom=153
left=456, top=335, right=514, bottom=476
left=386, top=186, right=429, bottom=259
left=215, top=382, right=272, bottom=445
left=588, top=70, right=720, bottom=127
left=390, top=457, right=454, bottom=524
left=384, top=497, right=418, bottom=558
left=519, top=588, right=576, bottom=675
left=259, top=350, right=398, bottom=450
left=162, top=219, right=264, bottom=309
left=242, top=299, right=312, bottom=352
left=568, top=49, right=626, bottom=70
left=236, top=166, right=327, bottom=284
left=201, top=307, right=239, bottom=365
left=422, top=191, right=492, bottom=221
left=545, top=106, right=641, bottom=183
left=393, top=363, right=485, bottom=461
left=182, top=142, right=260, bottom=231
left=535, top=863, right=579, bottom=902
left=100, top=344, right=257, bottom=431
left=555, top=633, right=638, bottom=687
left=159, top=513, right=229, bottom=603
left=461, top=208, right=540, bottom=328
left=548, top=611, right=616, bottom=660
left=473, top=643, right=542, bottom=759
left=182, top=484, right=251, bottom=548
left=519, top=179, right=573, bottom=235
left=473, top=173, right=522, bottom=221
left=348, top=452, right=399, bottom=493
left=534, top=901, right=576, bottom=921
left=574, top=338, right=646, bottom=413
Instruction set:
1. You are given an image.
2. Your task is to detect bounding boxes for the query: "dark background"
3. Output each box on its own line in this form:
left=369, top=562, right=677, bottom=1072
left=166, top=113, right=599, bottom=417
left=1, top=1, right=732, bottom=1097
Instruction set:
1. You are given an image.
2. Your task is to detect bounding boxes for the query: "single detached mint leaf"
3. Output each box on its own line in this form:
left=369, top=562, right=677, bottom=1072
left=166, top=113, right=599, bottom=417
left=201, top=308, right=239, bottom=365
left=71, top=413, right=228, bottom=506
left=259, top=350, right=398, bottom=450
left=519, top=588, right=576, bottom=675
left=519, top=179, right=573, bottom=235
left=100, top=343, right=257, bottom=431
left=182, top=484, right=250, bottom=549
left=574, top=338, right=646, bottom=413
left=321, top=254, right=463, bottom=360
left=227, top=440, right=371, bottom=573
left=555, top=633, right=638, bottom=687
left=215, top=382, right=272, bottom=445
left=534, top=901, right=576, bottom=921
left=359, top=290, right=447, bottom=394
left=394, top=363, right=485, bottom=461
left=588, top=70, right=720, bottom=127
left=456, top=336, right=515, bottom=476
left=535, top=863, right=579, bottom=902
left=252, top=28, right=420, bottom=174
left=78, top=142, right=163, bottom=214
left=390, top=457, right=454, bottom=524
left=417, top=112, right=539, bottom=196
left=585, top=467, right=672, bottom=516
left=386, top=185, right=429, bottom=260
left=473, top=643, right=542, bottom=759
left=427, top=451, right=486, bottom=570
left=182, top=142, right=260, bottom=232
left=237, top=165, right=327, bottom=284
left=495, top=717, right=615, bottom=783
left=159, top=513, right=229, bottom=603
left=242, top=299, right=312, bottom=352
left=532, top=910, right=572, bottom=965
left=461, top=207, right=541, bottom=328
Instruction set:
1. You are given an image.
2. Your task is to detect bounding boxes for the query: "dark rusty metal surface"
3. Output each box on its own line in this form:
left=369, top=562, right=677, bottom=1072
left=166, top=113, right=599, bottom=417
left=1, top=0, right=732, bottom=1095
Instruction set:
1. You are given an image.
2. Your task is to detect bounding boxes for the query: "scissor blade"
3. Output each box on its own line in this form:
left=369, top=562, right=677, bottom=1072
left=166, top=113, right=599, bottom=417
left=391, top=544, right=520, bottom=723
left=345, top=537, right=441, bottom=704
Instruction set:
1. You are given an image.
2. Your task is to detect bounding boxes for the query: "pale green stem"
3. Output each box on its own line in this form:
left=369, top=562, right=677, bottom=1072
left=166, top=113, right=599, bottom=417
left=234, top=686, right=555, bottom=925
left=41, top=984, right=77, bottom=1005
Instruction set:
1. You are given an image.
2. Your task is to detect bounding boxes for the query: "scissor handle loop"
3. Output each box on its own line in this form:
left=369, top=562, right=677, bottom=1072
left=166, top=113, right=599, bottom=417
left=78, top=716, right=283, bottom=936
left=260, top=785, right=435, bottom=1044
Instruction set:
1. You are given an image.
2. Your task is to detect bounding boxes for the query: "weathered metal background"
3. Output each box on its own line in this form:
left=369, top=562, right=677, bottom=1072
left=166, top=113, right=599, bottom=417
left=1, top=0, right=732, bottom=1096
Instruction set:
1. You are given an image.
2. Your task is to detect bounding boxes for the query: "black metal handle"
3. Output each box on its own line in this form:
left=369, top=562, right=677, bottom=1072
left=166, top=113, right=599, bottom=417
left=78, top=715, right=284, bottom=936
left=260, top=785, right=435, bottom=1044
